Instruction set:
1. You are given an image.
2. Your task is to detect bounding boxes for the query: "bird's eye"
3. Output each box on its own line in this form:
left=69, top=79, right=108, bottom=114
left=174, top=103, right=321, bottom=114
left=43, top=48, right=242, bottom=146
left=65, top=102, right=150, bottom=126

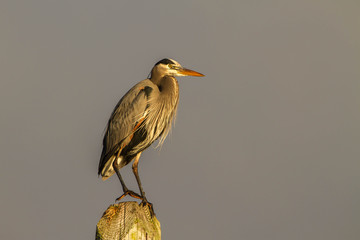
left=169, top=64, right=180, bottom=70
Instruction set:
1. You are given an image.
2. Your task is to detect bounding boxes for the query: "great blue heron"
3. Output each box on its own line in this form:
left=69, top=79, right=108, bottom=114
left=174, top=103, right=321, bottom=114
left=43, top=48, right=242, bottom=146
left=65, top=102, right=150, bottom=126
left=98, top=58, right=204, bottom=208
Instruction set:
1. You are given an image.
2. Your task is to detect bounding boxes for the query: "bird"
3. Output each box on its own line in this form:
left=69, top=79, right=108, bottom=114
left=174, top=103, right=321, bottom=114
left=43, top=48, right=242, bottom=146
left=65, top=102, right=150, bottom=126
left=98, top=58, right=204, bottom=209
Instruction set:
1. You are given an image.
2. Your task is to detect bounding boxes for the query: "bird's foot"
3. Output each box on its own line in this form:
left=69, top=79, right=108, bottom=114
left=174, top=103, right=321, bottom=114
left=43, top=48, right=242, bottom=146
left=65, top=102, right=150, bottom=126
left=116, top=190, right=142, bottom=202
left=140, top=198, right=155, bottom=217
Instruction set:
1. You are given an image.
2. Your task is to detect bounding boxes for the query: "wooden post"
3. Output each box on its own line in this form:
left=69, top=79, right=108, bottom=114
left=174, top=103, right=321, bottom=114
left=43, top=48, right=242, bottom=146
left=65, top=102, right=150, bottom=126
left=96, top=201, right=161, bottom=240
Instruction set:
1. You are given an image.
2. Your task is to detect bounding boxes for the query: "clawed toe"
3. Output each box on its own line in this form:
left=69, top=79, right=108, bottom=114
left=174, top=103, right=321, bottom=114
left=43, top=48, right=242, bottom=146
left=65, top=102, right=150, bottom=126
left=141, top=199, right=155, bottom=217
left=116, top=190, right=142, bottom=202
left=115, top=190, right=155, bottom=216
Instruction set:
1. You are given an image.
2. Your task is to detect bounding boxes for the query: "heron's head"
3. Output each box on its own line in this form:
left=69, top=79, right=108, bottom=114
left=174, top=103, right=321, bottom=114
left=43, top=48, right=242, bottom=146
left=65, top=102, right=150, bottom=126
left=149, top=58, right=204, bottom=79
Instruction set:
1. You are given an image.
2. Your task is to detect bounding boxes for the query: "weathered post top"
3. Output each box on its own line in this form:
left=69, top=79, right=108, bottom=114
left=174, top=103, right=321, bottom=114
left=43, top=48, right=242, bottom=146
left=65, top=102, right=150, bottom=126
left=96, top=201, right=161, bottom=240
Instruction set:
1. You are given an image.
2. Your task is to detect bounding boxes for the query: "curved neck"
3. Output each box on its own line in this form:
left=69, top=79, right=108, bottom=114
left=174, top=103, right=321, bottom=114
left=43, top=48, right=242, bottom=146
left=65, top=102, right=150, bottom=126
left=150, top=75, right=179, bottom=96
left=149, top=67, right=165, bottom=85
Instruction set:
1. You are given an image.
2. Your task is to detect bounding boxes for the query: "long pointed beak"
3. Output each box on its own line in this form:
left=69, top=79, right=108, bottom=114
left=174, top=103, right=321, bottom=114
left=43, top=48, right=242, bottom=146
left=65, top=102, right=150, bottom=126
left=179, top=68, right=205, bottom=77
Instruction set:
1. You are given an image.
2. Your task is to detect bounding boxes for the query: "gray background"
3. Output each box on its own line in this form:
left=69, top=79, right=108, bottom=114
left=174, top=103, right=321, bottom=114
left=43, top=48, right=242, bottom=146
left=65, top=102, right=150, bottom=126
left=1, top=1, right=359, bottom=239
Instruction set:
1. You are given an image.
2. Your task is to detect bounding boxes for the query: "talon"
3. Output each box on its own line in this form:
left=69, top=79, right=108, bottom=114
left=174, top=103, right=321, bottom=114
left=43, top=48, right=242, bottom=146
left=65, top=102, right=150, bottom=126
left=116, top=190, right=142, bottom=202
left=141, top=199, right=155, bottom=217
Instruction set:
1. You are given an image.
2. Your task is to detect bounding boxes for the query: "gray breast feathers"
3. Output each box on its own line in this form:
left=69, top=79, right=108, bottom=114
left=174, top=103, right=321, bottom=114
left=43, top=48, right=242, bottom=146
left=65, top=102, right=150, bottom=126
left=129, top=77, right=179, bottom=154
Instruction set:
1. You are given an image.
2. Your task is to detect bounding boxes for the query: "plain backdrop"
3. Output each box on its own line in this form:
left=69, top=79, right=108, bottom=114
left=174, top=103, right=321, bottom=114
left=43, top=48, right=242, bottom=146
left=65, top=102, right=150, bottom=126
left=1, top=1, right=359, bottom=239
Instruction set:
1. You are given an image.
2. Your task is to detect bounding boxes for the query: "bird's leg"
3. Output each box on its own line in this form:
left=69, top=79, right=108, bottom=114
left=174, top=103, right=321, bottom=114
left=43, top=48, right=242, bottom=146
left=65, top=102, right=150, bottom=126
left=132, top=152, right=154, bottom=215
left=113, top=153, right=142, bottom=202
left=132, top=153, right=145, bottom=198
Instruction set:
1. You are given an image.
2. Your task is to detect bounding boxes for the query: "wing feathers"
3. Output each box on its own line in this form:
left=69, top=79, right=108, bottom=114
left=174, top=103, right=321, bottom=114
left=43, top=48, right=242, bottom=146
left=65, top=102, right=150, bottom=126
left=98, top=80, right=154, bottom=176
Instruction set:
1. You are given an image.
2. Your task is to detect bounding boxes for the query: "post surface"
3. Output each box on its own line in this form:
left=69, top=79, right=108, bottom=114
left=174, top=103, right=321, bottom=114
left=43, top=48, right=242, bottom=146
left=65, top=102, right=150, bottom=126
left=96, top=201, right=161, bottom=240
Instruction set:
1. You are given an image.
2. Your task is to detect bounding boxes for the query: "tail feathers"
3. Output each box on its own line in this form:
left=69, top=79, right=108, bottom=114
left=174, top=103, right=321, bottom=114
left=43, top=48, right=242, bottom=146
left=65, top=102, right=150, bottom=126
left=100, top=156, right=117, bottom=181
left=102, top=175, right=111, bottom=181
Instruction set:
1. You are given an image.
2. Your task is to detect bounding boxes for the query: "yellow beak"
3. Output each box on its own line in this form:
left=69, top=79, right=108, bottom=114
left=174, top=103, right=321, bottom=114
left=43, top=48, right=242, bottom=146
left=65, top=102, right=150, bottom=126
left=179, top=68, right=205, bottom=77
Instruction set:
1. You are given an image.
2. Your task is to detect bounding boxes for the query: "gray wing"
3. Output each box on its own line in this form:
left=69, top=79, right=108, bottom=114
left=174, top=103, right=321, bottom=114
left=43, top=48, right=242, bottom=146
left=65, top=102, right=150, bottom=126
left=98, top=79, right=154, bottom=174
